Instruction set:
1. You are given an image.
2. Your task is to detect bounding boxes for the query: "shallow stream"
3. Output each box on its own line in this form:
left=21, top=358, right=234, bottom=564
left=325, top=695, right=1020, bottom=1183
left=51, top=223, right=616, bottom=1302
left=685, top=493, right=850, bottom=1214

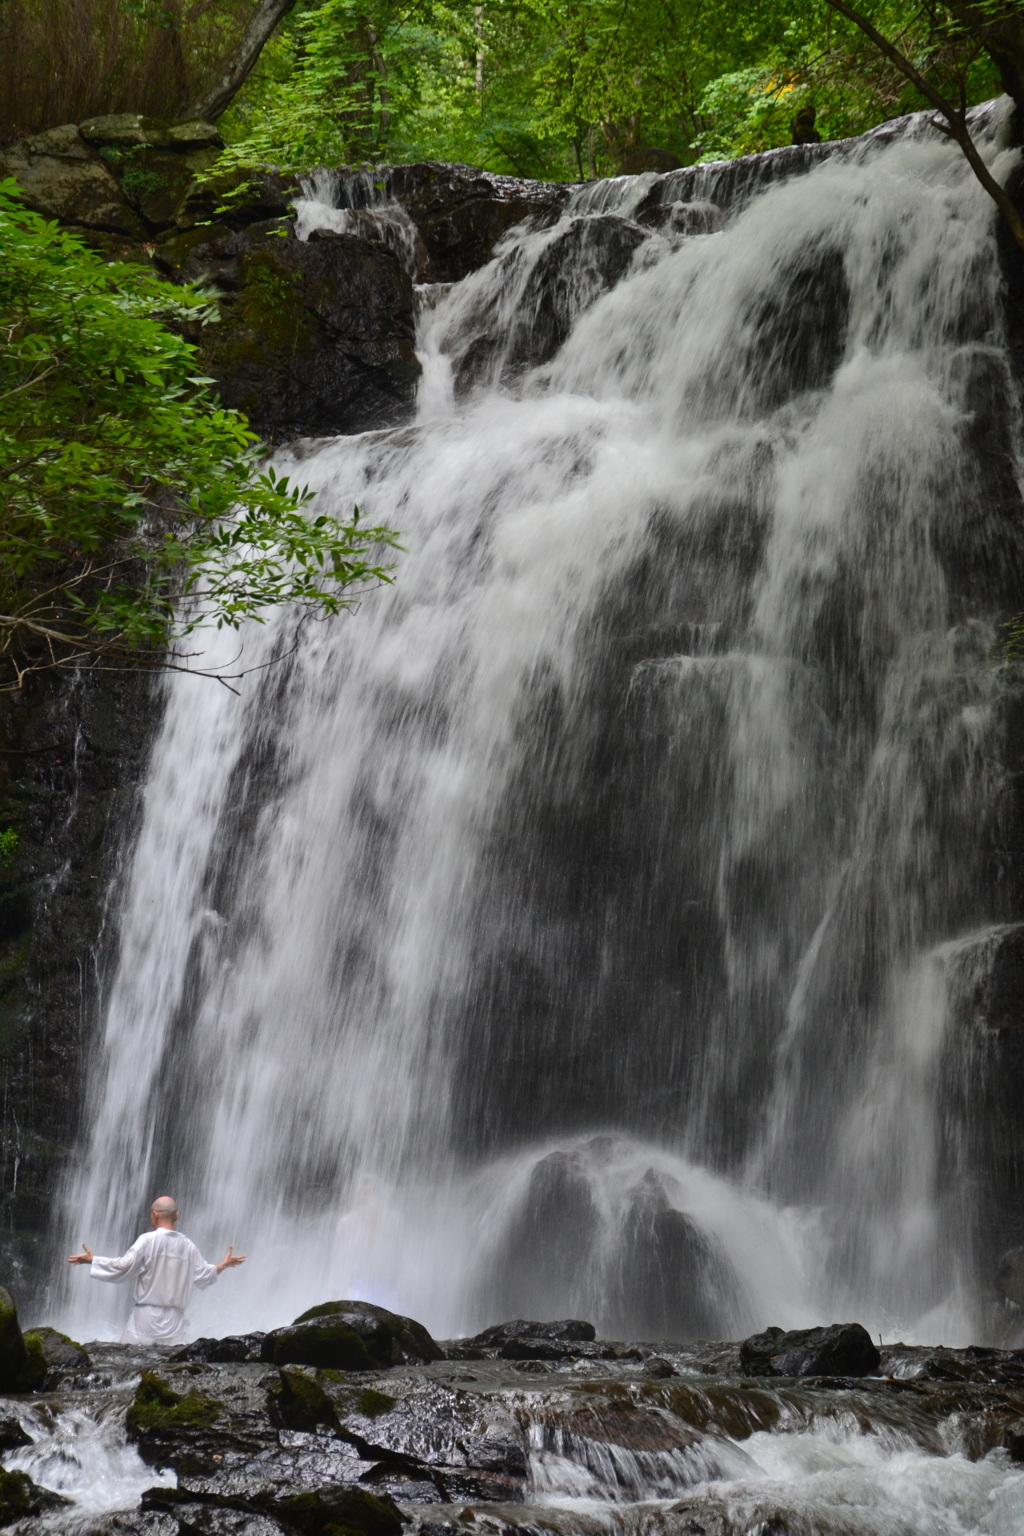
left=5, top=1337, right=1024, bottom=1534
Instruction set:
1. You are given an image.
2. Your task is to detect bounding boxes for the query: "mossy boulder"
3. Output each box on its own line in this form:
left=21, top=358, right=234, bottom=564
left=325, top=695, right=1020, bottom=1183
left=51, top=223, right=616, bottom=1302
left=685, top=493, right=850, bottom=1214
left=270, top=1486, right=403, bottom=1536
left=0, top=134, right=142, bottom=234
left=126, top=1369, right=222, bottom=1467
left=270, top=1365, right=338, bottom=1431
left=289, top=1301, right=444, bottom=1366
left=0, top=1288, right=30, bottom=1391
left=23, top=1325, right=90, bottom=1383
left=262, top=1317, right=377, bottom=1373
left=13, top=1330, right=45, bottom=1392
left=0, top=1465, right=69, bottom=1525
left=79, top=114, right=223, bottom=151
left=99, top=145, right=216, bottom=229
left=739, top=1323, right=881, bottom=1378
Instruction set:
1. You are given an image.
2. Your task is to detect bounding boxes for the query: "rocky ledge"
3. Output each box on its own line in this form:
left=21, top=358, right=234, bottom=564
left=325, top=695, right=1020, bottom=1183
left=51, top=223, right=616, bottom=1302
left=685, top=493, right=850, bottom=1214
left=3, top=1305, right=1024, bottom=1533
left=0, top=114, right=574, bottom=442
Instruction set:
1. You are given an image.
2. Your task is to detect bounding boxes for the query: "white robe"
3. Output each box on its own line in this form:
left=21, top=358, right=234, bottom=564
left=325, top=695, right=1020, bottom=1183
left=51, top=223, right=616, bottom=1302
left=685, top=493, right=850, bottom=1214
left=90, top=1227, right=217, bottom=1344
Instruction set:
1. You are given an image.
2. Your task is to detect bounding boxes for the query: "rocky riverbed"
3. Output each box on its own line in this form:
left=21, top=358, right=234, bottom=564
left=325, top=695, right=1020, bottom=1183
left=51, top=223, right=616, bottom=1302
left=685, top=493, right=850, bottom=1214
left=3, top=1308, right=1024, bottom=1535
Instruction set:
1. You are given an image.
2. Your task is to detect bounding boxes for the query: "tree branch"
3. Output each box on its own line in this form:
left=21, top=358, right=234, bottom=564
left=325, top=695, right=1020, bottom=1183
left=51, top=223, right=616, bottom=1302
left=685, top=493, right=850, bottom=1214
left=824, top=0, right=1024, bottom=253
left=182, top=0, right=298, bottom=124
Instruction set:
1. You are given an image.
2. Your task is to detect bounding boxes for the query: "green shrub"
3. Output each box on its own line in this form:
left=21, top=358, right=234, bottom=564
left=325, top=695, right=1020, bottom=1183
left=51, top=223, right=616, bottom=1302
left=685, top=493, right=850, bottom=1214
left=0, top=179, right=399, bottom=690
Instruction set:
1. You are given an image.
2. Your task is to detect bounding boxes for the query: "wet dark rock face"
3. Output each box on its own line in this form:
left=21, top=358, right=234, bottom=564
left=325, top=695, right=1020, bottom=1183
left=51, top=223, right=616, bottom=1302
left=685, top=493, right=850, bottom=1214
left=384, top=163, right=569, bottom=283
left=0, top=670, right=155, bottom=1304
left=178, top=222, right=420, bottom=443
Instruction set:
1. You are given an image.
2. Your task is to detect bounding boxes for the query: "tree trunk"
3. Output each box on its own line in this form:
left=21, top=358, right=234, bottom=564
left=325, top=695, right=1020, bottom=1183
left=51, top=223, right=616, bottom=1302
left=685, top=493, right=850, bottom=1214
left=182, top=0, right=297, bottom=123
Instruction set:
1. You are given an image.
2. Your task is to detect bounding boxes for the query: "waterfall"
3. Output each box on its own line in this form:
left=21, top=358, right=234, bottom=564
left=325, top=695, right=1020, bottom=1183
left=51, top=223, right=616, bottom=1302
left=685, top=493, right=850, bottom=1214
left=58, top=111, right=1024, bottom=1346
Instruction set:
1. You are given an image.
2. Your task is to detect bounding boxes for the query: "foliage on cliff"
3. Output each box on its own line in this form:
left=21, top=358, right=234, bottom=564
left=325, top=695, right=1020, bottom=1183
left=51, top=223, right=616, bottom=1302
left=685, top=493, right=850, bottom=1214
left=0, top=180, right=398, bottom=690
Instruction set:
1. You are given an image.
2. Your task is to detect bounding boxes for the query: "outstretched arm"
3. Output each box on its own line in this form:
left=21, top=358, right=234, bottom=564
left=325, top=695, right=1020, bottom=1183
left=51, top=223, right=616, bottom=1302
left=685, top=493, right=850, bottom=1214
left=216, top=1246, right=246, bottom=1273
left=84, top=1240, right=144, bottom=1282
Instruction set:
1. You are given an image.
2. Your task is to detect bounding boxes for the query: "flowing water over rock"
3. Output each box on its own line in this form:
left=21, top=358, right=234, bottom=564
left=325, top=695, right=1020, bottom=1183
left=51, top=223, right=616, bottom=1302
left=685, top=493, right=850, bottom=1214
left=49, top=100, right=1024, bottom=1426
left=6, top=1336, right=1024, bottom=1534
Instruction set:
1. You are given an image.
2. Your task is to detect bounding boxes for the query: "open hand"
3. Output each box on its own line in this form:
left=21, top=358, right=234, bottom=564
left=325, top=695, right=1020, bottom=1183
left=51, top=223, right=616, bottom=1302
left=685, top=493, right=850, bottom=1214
left=67, top=1245, right=94, bottom=1266
left=216, top=1246, right=246, bottom=1273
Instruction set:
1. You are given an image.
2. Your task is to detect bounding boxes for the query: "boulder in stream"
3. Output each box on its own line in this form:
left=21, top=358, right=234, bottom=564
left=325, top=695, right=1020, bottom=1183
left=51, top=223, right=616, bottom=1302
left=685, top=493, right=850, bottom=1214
left=739, top=1322, right=881, bottom=1377
left=172, top=1330, right=266, bottom=1364
left=459, top=1317, right=613, bottom=1361
left=0, top=1288, right=43, bottom=1392
left=0, top=1465, right=69, bottom=1525
left=385, top=161, right=569, bottom=282
left=0, top=1418, right=29, bottom=1451
left=470, top=1317, right=596, bottom=1344
left=24, top=1325, right=90, bottom=1384
left=263, top=1299, right=443, bottom=1370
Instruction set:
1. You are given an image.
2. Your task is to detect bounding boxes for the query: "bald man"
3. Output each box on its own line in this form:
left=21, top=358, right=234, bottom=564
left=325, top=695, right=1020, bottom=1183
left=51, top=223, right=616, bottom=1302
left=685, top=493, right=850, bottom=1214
left=68, top=1196, right=245, bottom=1345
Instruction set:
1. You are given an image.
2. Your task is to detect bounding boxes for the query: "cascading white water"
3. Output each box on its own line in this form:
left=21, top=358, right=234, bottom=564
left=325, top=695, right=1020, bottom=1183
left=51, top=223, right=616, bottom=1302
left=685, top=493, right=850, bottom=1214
left=57, top=110, right=1024, bottom=1346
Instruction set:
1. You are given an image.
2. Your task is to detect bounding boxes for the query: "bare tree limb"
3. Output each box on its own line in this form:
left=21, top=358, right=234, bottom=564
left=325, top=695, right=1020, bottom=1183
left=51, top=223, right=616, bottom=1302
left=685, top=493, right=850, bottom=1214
left=824, top=0, right=1024, bottom=254
left=182, top=0, right=298, bottom=124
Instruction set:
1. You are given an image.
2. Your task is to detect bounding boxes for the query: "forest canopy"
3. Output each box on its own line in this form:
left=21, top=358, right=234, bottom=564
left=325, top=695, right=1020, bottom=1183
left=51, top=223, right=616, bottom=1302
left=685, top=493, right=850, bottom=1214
left=0, top=1, right=1012, bottom=178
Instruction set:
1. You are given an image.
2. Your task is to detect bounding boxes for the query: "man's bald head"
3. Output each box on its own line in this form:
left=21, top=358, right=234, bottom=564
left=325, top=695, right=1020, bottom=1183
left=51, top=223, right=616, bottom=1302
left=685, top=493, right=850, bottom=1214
left=150, top=1196, right=179, bottom=1229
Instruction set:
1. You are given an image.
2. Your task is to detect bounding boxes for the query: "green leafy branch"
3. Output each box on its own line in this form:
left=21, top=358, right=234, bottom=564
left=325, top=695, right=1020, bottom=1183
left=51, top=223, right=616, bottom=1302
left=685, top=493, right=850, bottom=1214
left=0, top=178, right=400, bottom=690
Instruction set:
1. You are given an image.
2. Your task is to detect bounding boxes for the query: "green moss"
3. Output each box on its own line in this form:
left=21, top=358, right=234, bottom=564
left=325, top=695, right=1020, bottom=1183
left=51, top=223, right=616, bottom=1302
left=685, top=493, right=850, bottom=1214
left=354, top=1388, right=395, bottom=1419
left=273, top=1366, right=337, bottom=1431
left=296, top=1301, right=351, bottom=1324
left=0, top=1466, right=36, bottom=1525
left=271, top=1321, right=375, bottom=1372
left=121, top=165, right=164, bottom=200
left=126, top=1369, right=220, bottom=1435
left=237, top=252, right=306, bottom=346
left=198, top=246, right=310, bottom=398
left=273, top=1487, right=402, bottom=1536
left=13, top=1331, right=46, bottom=1391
